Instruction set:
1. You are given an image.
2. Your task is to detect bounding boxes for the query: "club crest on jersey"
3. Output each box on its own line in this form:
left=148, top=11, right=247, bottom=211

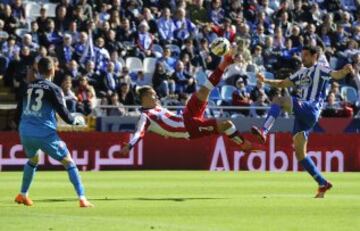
left=299, top=75, right=312, bottom=88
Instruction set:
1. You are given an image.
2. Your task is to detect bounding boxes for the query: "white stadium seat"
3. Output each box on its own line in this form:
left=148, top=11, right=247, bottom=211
left=126, top=57, right=143, bottom=73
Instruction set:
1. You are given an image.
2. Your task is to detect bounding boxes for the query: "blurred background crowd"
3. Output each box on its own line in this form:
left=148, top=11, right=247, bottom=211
left=0, top=0, right=360, bottom=118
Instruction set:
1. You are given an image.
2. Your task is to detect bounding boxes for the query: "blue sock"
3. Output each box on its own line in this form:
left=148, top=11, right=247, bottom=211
left=65, top=162, right=85, bottom=198
left=21, top=161, right=37, bottom=195
left=300, top=156, right=327, bottom=186
left=262, top=104, right=281, bottom=134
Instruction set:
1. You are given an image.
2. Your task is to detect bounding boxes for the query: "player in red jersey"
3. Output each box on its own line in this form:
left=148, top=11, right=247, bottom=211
left=120, top=54, right=256, bottom=155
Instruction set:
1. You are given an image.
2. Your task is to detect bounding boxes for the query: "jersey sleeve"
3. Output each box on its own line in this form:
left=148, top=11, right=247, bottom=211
left=318, top=65, right=332, bottom=80
left=51, top=86, right=75, bottom=124
left=128, top=113, right=150, bottom=149
left=288, top=69, right=303, bottom=84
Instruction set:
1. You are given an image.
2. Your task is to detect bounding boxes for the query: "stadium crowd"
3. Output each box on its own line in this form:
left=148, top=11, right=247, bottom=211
left=1, top=0, right=360, bottom=118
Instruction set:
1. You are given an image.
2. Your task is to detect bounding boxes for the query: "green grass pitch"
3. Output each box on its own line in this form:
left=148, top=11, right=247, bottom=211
left=0, top=171, right=359, bottom=231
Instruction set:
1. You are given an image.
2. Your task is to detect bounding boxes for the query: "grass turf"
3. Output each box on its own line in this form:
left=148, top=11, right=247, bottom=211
left=0, top=171, right=359, bottom=231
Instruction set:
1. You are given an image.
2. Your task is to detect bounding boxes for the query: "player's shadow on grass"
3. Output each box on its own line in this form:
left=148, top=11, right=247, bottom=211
left=35, top=197, right=225, bottom=203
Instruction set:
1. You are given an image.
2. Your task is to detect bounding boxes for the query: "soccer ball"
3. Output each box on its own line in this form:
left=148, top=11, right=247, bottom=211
left=210, top=37, right=231, bottom=56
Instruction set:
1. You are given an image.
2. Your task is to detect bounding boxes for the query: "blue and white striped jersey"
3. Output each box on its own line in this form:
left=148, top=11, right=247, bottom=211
left=289, top=63, right=333, bottom=103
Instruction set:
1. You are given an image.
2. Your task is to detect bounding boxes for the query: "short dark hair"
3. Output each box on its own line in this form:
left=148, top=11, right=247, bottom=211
left=37, top=57, right=54, bottom=75
left=302, top=45, right=320, bottom=56
left=137, top=86, right=153, bottom=102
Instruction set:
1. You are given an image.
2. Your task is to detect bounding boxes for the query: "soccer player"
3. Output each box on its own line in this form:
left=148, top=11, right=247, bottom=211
left=14, top=57, right=93, bottom=207
left=251, top=45, right=354, bottom=198
left=119, top=54, right=256, bottom=155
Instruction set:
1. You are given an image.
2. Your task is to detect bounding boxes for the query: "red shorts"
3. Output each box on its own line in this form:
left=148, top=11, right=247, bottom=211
left=183, top=94, right=218, bottom=139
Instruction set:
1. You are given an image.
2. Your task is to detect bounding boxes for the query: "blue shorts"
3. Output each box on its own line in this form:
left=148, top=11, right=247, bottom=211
left=292, top=97, right=321, bottom=139
left=20, top=133, right=69, bottom=161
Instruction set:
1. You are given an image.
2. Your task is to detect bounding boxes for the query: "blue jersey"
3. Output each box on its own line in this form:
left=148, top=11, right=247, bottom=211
left=18, top=79, right=74, bottom=138
left=289, top=64, right=332, bottom=104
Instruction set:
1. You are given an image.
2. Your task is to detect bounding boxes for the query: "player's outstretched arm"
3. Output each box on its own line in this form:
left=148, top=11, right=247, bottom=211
left=330, top=64, right=354, bottom=80
left=52, top=87, right=76, bottom=124
left=120, top=113, right=149, bottom=155
left=257, top=72, right=295, bottom=89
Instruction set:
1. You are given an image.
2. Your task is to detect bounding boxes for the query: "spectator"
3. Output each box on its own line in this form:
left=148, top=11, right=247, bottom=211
left=1, top=35, right=20, bottom=62
left=11, top=0, right=26, bottom=27
left=56, top=34, right=74, bottom=68
left=119, top=66, right=132, bottom=86
left=117, top=82, right=136, bottom=106
left=259, top=0, right=275, bottom=17
left=330, top=82, right=345, bottom=102
left=250, top=89, right=269, bottom=118
left=180, top=53, right=195, bottom=76
left=73, top=31, right=88, bottom=62
left=36, top=7, right=49, bottom=34
left=54, top=5, right=69, bottom=34
left=1, top=4, right=18, bottom=35
left=322, top=92, right=353, bottom=117
left=174, top=8, right=196, bottom=45
left=236, top=22, right=251, bottom=41
left=61, top=75, right=78, bottom=112
left=99, top=4, right=110, bottom=24
left=94, top=36, right=110, bottom=71
left=81, top=60, right=99, bottom=88
left=141, top=7, right=158, bottom=34
left=159, top=47, right=177, bottom=74
left=331, top=23, right=350, bottom=51
left=65, top=59, right=82, bottom=84
left=39, top=19, right=62, bottom=48
left=30, top=21, right=40, bottom=45
left=100, top=62, right=118, bottom=95
left=71, top=5, right=87, bottom=31
left=107, top=92, right=125, bottom=116
left=157, top=8, right=176, bottom=45
left=65, top=21, right=80, bottom=44
left=198, top=38, right=218, bottom=70
left=172, top=60, right=195, bottom=94
left=152, top=62, right=175, bottom=98
left=77, top=0, right=93, bottom=21
left=135, top=21, right=154, bottom=59
left=209, top=0, right=225, bottom=26
left=251, top=79, right=269, bottom=103
left=251, top=24, right=266, bottom=48
left=116, top=18, right=136, bottom=45
left=180, top=38, right=196, bottom=62
left=252, top=45, right=266, bottom=72
left=108, top=10, right=121, bottom=30
left=134, top=70, right=150, bottom=87
left=22, top=34, right=39, bottom=52
left=232, top=78, right=252, bottom=116
left=188, top=0, right=208, bottom=24
left=76, top=76, right=96, bottom=115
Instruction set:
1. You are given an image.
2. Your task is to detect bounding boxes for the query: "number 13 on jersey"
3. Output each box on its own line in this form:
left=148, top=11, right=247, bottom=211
left=26, top=88, right=44, bottom=112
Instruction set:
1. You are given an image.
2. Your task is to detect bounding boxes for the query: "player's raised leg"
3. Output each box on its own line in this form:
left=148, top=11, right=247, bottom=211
left=196, top=55, right=234, bottom=102
left=293, top=132, right=332, bottom=198
left=60, top=154, right=94, bottom=207
left=251, top=95, right=292, bottom=143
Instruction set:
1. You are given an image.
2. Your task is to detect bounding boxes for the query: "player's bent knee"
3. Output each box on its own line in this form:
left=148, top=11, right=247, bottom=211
left=217, top=120, right=234, bottom=133
left=60, top=154, right=74, bottom=166
left=29, top=155, right=40, bottom=165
